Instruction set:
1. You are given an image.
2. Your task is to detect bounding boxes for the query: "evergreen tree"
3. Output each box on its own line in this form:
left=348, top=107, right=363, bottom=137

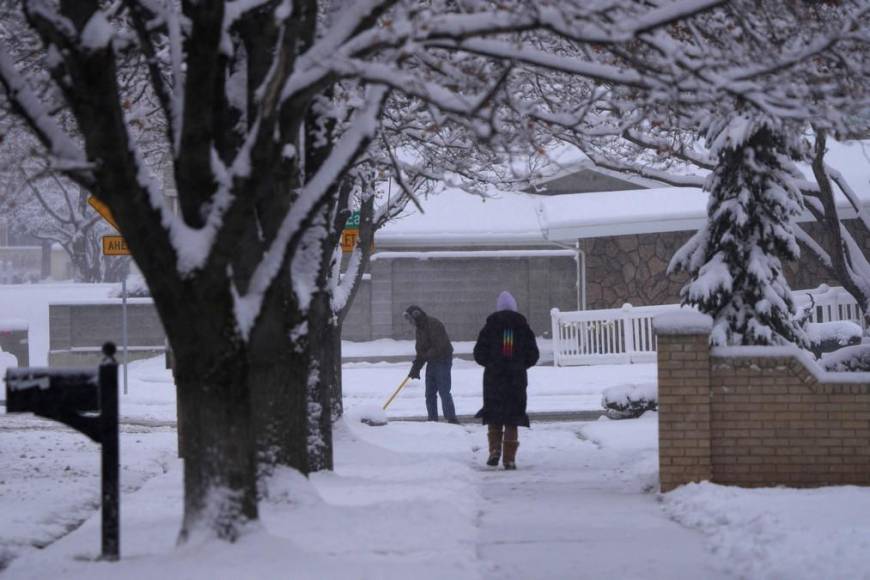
left=670, top=116, right=808, bottom=347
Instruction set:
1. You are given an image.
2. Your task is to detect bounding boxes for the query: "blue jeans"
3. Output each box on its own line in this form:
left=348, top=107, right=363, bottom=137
left=425, top=358, right=456, bottom=422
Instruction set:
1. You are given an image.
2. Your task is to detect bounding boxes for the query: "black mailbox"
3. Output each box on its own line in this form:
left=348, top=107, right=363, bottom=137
left=6, top=369, right=100, bottom=434
left=4, top=343, right=120, bottom=560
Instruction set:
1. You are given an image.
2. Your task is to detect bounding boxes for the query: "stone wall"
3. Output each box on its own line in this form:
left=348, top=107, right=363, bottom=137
left=580, top=231, right=690, bottom=310
left=657, top=321, right=870, bottom=491
left=581, top=217, right=870, bottom=311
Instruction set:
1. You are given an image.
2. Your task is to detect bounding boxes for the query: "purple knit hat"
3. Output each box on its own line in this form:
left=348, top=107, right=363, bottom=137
left=496, top=291, right=517, bottom=312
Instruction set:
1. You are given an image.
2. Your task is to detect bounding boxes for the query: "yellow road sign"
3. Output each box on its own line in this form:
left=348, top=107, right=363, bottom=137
left=340, top=229, right=374, bottom=253
left=87, top=196, right=120, bottom=232
left=340, top=229, right=359, bottom=253
left=102, top=235, right=130, bottom=256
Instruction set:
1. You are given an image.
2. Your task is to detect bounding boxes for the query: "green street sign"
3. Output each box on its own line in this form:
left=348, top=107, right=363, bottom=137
left=345, top=211, right=361, bottom=230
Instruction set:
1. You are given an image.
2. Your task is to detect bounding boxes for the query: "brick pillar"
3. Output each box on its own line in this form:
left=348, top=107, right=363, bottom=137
left=655, top=314, right=712, bottom=492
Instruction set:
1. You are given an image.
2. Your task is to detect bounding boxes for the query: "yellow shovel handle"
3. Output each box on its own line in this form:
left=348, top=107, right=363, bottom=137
left=382, top=376, right=412, bottom=410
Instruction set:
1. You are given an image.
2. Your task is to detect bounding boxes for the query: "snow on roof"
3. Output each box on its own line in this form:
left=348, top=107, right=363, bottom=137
left=376, top=141, right=870, bottom=246
left=376, top=189, right=547, bottom=246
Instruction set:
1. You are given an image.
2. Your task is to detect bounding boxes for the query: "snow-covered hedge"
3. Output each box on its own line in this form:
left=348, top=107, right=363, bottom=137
left=806, top=321, right=862, bottom=358
left=109, top=271, right=151, bottom=298
left=601, top=383, right=657, bottom=420
left=821, top=344, right=870, bottom=372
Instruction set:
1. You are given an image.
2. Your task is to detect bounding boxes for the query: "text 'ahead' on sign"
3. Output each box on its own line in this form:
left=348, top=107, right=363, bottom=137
left=102, top=235, right=130, bottom=256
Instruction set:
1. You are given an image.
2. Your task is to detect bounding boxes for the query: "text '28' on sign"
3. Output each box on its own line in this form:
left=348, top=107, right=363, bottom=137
left=102, top=236, right=130, bottom=256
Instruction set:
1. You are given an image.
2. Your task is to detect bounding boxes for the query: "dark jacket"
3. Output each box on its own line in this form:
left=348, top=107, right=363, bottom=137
left=411, top=311, right=454, bottom=374
left=473, top=310, right=539, bottom=427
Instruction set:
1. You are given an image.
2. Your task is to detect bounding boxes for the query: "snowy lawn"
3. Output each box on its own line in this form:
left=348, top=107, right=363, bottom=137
left=664, top=483, right=870, bottom=579
left=0, top=415, right=177, bottom=571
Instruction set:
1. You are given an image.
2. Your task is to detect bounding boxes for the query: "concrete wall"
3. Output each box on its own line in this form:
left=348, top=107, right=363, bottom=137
left=49, top=301, right=166, bottom=366
left=341, top=279, right=372, bottom=341
left=45, top=254, right=576, bottom=360
left=357, top=254, right=576, bottom=341
left=657, top=327, right=870, bottom=492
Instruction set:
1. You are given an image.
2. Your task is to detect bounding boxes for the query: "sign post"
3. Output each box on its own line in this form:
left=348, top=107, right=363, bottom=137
left=88, top=198, right=131, bottom=394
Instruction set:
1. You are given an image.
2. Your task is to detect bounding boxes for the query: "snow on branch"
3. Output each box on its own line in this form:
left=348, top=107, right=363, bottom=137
left=232, top=85, right=389, bottom=339
left=412, top=1, right=726, bottom=45
left=0, top=48, right=88, bottom=168
left=426, top=39, right=652, bottom=89
left=166, top=0, right=185, bottom=152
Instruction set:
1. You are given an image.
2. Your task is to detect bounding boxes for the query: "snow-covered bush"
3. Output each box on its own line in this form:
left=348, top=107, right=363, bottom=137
left=602, top=383, right=657, bottom=420
left=109, top=270, right=150, bottom=298
left=821, top=344, right=870, bottom=372
left=806, top=321, right=862, bottom=359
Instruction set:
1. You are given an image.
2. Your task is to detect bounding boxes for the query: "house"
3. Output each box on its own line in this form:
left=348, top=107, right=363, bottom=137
left=343, top=140, right=870, bottom=342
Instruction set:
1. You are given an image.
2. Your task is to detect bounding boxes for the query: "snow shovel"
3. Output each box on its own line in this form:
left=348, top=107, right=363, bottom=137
left=382, top=375, right=412, bottom=410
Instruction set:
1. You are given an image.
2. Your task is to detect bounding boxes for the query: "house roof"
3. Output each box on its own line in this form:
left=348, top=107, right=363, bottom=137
left=376, top=141, right=870, bottom=246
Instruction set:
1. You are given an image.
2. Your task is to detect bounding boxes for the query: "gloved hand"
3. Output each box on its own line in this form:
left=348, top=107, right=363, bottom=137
left=409, top=361, right=423, bottom=379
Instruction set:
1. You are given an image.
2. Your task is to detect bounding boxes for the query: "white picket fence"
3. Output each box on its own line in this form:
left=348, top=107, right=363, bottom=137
left=550, top=285, right=863, bottom=367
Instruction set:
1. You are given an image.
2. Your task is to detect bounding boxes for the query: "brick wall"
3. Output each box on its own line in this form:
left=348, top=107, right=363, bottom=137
left=657, top=325, right=870, bottom=491
left=657, top=332, right=712, bottom=492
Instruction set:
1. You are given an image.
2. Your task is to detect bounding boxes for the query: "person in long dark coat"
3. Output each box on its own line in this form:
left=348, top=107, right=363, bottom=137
left=473, top=291, right=539, bottom=469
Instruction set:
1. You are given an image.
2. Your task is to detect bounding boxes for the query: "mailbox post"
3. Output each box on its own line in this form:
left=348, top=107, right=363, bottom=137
left=4, top=342, right=120, bottom=560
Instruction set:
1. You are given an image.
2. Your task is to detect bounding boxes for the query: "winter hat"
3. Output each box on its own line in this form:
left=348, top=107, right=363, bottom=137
left=496, top=291, right=517, bottom=312
left=404, top=305, right=426, bottom=324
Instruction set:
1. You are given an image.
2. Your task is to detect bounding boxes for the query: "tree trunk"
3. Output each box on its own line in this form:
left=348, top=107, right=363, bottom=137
left=331, top=324, right=343, bottom=420
left=247, top=274, right=311, bottom=479
left=173, top=338, right=258, bottom=541
left=307, top=289, right=336, bottom=471
left=809, top=130, right=870, bottom=329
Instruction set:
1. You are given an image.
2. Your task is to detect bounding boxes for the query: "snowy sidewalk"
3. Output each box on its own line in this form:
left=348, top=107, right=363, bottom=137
left=474, top=418, right=724, bottom=580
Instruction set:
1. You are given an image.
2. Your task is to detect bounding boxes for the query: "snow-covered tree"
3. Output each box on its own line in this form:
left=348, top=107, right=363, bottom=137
left=670, top=117, right=809, bottom=347
left=0, top=164, right=127, bottom=282
left=528, top=0, right=870, bottom=338
left=0, top=0, right=824, bottom=541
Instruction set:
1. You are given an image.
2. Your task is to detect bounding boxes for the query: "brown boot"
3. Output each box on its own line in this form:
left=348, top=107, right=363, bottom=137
left=486, top=425, right=503, bottom=466
left=503, top=425, right=519, bottom=470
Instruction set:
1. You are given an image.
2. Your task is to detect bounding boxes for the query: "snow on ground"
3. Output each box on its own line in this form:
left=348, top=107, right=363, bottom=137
left=3, top=389, right=870, bottom=578
left=3, top=411, right=723, bottom=580
left=664, top=484, right=870, bottom=579
left=0, top=414, right=177, bottom=571
left=344, top=359, right=655, bottom=419
left=3, top=283, right=870, bottom=578
left=72, top=355, right=656, bottom=425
